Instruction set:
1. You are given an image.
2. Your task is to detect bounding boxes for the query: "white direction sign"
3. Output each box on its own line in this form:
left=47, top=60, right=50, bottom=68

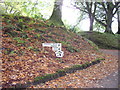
left=55, top=50, right=64, bottom=57
left=42, top=43, right=64, bottom=57
left=42, top=43, right=53, bottom=47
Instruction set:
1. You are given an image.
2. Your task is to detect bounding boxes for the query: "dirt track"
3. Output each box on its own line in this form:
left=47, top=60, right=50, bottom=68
left=91, top=49, right=119, bottom=88
left=100, top=49, right=119, bottom=57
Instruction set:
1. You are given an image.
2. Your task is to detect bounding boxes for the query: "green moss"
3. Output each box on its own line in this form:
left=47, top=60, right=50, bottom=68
left=7, top=31, right=19, bottom=37
left=18, top=40, right=25, bottom=44
left=27, top=46, right=40, bottom=52
left=56, top=69, right=66, bottom=74
left=71, top=64, right=82, bottom=69
left=20, top=33, right=28, bottom=39
left=86, top=38, right=99, bottom=50
left=79, top=31, right=120, bottom=50
left=34, top=29, right=46, bottom=34
left=66, top=46, right=79, bottom=53
left=96, top=58, right=105, bottom=61
left=39, top=36, right=47, bottom=41
left=74, top=39, right=81, bottom=43
left=51, top=32, right=62, bottom=36
left=4, top=48, right=14, bottom=55
left=84, top=62, right=90, bottom=67
left=34, top=58, right=105, bottom=83
left=13, top=37, right=26, bottom=44
left=6, top=20, right=12, bottom=23
left=48, top=38, right=57, bottom=42
left=81, top=63, right=88, bottom=68
left=91, top=58, right=104, bottom=65
left=34, top=76, right=45, bottom=82
left=45, top=73, right=58, bottom=79
left=34, top=73, right=59, bottom=82
left=58, top=41, right=70, bottom=46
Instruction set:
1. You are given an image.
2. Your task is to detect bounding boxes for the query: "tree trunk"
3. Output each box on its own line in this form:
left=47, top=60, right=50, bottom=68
left=117, top=7, right=120, bottom=34
left=104, top=11, right=114, bottom=34
left=89, top=15, right=94, bottom=31
left=49, top=0, right=64, bottom=26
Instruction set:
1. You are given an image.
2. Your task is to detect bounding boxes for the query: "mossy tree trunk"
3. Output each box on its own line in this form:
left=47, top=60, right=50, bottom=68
left=49, top=0, right=64, bottom=26
left=104, top=10, right=113, bottom=34
left=103, top=3, right=114, bottom=34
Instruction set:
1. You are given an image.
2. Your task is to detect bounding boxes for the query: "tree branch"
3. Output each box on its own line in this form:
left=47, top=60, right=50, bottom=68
left=113, top=8, right=118, bottom=16
left=72, top=4, right=88, bottom=13
left=113, top=3, right=120, bottom=16
left=114, top=2, right=120, bottom=8
left=101, top=2, right=108, bottom=13
left=93, top=2, right=97, bottom=15
left=94, top=17, right=107, bottom=27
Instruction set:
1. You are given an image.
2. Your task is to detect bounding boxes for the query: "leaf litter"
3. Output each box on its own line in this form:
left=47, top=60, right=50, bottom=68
left=1, top=15, right=118, bottom=88
left=29, top=54, right=118, bottom=88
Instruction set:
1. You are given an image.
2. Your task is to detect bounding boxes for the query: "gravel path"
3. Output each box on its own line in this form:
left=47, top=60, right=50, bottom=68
left=91, top=49, right=119, bottom=88
left=99, top=49, right=119, bottom=57
left=93, top=71, right=118, bottom=88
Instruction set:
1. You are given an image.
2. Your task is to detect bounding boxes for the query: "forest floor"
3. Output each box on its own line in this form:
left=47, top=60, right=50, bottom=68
left=28, top=49, right=118, bottom=88
left=1, top=14, right=119, bottom=88
left=1, top=15, right=103, bottom=88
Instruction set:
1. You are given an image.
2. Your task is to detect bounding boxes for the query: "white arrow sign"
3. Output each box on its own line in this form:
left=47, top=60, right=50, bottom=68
left=42, top=43, right=64, bottom=57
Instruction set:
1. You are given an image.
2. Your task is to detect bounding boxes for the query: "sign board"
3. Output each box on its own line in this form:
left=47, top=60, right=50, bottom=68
left=42, top=43, right=64, bottom=57
left=42, top=43, right=53, bottom=47
left=55, top=50, right=64, bottom=57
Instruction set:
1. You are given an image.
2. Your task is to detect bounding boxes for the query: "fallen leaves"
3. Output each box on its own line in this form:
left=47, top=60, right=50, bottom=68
left=1, top=15, right=118, bottom=88
left=28, top=54, right=118, bottom=88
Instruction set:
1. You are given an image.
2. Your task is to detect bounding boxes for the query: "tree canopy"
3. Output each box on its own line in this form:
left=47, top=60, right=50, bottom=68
left=0, top=0, right=119, bottom=34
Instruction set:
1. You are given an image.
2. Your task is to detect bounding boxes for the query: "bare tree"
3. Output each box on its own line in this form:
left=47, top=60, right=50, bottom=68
left=86, top=2, right=96, bottom=31
left=73, top=0, right=120, bottom=34
left=73, top=1, right=97, bottom=31
left=95, top=2, right=120, bottom=34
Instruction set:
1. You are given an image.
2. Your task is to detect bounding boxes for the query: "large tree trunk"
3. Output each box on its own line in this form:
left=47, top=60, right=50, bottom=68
left=85, top=2, right=96, bottom=31
left=104, top=11, right=113, bottom=34
left=89, top=15, right=94, bottom=31
left=49, top=0, right=64, bottom=26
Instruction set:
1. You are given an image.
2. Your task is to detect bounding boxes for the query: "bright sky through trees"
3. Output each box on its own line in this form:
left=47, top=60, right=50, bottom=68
left=2, top=0, right=117, bottom=33
left=62, top=0, right=118, bottom=33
